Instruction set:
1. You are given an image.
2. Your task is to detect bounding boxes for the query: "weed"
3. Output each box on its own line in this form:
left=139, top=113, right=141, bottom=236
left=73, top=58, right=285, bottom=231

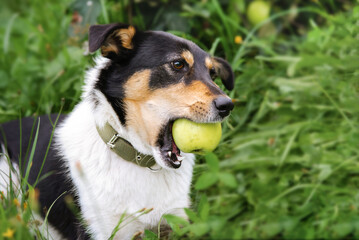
left=0, top=0, right=358, bottom=239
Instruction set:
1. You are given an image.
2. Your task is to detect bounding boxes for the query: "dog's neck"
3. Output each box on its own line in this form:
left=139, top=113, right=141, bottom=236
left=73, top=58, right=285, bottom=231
left=83, top=56, right=155, bottom=157
left=96, top=122, right=156, bottom=168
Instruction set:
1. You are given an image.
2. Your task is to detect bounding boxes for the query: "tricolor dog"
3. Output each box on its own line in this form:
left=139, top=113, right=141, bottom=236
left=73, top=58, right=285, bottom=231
left=0, top=23, right=234, bottom=239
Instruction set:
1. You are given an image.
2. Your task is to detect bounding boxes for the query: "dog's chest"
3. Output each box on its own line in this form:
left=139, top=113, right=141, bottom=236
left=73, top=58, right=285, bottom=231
left=56, top=102, right=194, bottom=236
left=76, top=150, right=193, bottom=212
left=69, top=143, right=193, bottom=237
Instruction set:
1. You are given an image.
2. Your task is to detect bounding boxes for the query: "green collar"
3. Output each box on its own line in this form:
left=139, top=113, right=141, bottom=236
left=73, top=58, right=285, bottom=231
left=96, top=122, right=156, bottom=168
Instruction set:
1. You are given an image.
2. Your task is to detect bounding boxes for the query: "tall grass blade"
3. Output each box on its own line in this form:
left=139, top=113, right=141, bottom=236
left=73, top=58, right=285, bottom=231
left=34, top=110, right=63, bottom=187
left=3, top=13, right=18, bottom=54
left=42, top=191, right=67, bottom=239
left=100, top=0, right=109, bottom=23
left=22, top=118, right=40, bottom=194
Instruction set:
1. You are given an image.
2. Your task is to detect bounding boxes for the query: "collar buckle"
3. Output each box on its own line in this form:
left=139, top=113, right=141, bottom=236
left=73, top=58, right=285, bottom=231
left=107, top=133, right=120, bottom=149
left=97, top=122, right=158, bottom=169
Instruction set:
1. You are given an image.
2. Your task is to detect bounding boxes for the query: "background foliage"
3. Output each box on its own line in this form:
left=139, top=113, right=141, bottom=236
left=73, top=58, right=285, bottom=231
left=1, top=0, right=359, bottom=239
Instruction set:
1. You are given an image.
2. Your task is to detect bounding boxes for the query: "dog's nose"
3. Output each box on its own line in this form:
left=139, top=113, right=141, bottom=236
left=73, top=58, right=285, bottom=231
left=214, top=96, right=234, bottom=118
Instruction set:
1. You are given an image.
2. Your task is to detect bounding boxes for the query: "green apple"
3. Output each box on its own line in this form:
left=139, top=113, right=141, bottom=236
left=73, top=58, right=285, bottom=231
left=247, top=0, right=271, bottom=25
left=172, top=119, right=222, bottom=154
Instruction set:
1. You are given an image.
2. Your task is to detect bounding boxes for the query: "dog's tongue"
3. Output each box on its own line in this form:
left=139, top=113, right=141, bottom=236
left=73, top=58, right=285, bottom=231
left=170, top=123, right=183, bottom=157
left=168, top=123, right=184, bottom=166
left=172, top=139, right=180, bottom=156
left=160, top=122, right=184, bottom=168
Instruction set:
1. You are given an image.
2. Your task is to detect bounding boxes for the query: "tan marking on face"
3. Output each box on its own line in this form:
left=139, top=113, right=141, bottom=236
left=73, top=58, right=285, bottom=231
left=116, top=26, right=136, bottom=49
left=124, top=77, right=217, bottom=146
left=123, top=69, right=153, bottom=145
left=205, top=57, right=214, bottom=70
left=181, top=50, right=194, bottom=67
left=101, top=43, right=119, bottom=56
left=123, top=70, right=151, bottom=100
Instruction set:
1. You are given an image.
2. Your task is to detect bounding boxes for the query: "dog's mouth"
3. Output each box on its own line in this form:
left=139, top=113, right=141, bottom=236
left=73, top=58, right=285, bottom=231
left=158, top=121, right=184, bottom=169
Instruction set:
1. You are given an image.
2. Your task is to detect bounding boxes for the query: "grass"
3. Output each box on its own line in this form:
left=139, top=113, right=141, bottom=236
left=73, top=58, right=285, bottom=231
left=1, top=0, right=359, bottom=239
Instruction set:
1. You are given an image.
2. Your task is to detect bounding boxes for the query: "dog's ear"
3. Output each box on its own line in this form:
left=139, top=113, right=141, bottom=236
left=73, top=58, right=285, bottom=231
left=213, top=57, right=235, bottom=91
left=88, top=23, right=137, bottom=59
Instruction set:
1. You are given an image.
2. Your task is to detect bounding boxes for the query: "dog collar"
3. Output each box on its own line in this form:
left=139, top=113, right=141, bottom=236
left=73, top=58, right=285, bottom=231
left=96, top=122, right=156, bottom=168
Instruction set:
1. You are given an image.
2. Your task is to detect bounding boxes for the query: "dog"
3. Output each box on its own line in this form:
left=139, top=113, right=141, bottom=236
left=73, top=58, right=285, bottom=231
left=0, top=23, right=234, bottom=239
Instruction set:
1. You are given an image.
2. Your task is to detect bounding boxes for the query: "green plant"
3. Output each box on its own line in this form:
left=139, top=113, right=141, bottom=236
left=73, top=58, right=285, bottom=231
left=1, top=0, right=358, bottom=239
left=0, top=0, right=90, bottom=123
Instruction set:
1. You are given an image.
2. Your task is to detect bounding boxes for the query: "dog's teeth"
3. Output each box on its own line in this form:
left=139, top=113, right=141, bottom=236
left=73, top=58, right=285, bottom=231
left=173, top=160, right=181, bottom=165
left=167, top=151, right=172, bottom=157
left=177, top=155, right=184, bottom=161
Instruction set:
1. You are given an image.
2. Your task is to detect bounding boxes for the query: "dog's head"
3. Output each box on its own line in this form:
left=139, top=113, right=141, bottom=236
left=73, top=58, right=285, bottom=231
left=88, top=23, right=235, bottom=169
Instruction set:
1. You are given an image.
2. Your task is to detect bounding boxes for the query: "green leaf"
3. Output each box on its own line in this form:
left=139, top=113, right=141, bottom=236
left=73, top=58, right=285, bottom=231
left=163, top=214, right=189, bottom=226
left=0, top=71, right=9, bottom=88
left=261, top=222, right=282, bottom=238
left=316, top=164, right=332, bottom=181
left=184, top=208, right=200, bottom=222
left=195, top=172, right=219, bottom=190
left=188, top=222, right=210, bottom=237
left=143, top=230, right=158, bottom=240
left=218, top=172, right=238, bottom=188
left=208, top=216, right=227, bottom=236
left=332, top=222, right=353, bottom=238
left=354, top=6, right=359, bottom=17
left=163, top=214, right=189, bottom=236
left=198, top=195, right=210, bottom=221
left=205, top=152, right=219, bottom=172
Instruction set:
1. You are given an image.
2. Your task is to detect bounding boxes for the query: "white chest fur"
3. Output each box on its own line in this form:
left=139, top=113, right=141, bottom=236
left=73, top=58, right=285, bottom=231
left=56, top=101, right=194, bottom=239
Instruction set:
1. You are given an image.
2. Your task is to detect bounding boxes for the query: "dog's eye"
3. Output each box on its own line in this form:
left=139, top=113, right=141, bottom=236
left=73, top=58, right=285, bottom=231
left=210, top=67, right=217, bottom=80
left=172, top=60, right=185, bottom=70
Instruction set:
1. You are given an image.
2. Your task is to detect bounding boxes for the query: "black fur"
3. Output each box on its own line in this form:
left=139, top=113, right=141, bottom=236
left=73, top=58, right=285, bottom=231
left=96, top=64, right=129, bottom=125
left=0, top=23, right=235, bottom=239
left=92, top=28, right=231, bottom=127
left=0, top=115, right=90, bottom=240
left=213, top=57, right=235, bottom=90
